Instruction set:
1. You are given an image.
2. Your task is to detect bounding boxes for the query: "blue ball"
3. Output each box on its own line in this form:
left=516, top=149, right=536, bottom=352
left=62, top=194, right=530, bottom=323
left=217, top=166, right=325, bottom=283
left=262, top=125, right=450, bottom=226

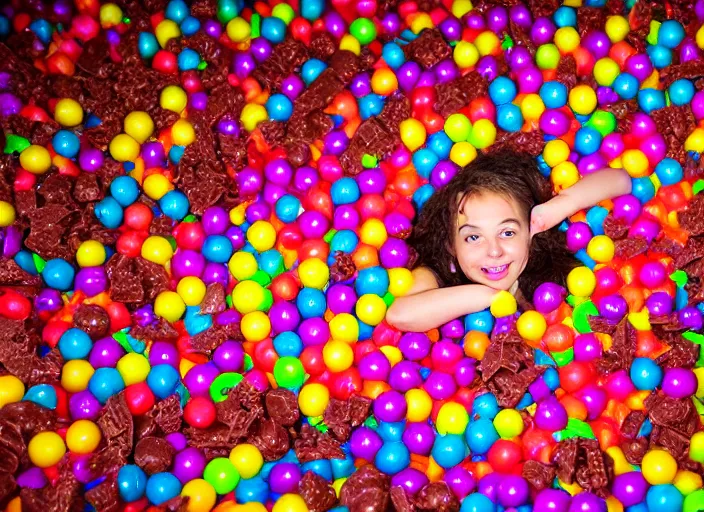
left=465, top=418, right=500, bottom=455
left=331, top=454, right=356, bottom=479
left=261, top=16, right=287, bottom=44
left=646, top=484, right=683, bottom=511
left=585, top=205, right=608, bottom=236
left=428, top=131, right=453, bottom=159
left=669, top=78, right=695, bottom=106
left=612, top=73, right=639, bottom=100
left=275, top=194, right=301, bottom=223
left=375, top=441, right=410, bottom=475
left=488, top=76, right=517, bottom=105
left=330, top=229, right=359, bottom=254
left=146, top=473, right=182, bottom=506
left=259, top=249, right=284, bottom=277
left=235, top=476, right=269, bottom=504
left=356, top=266, right=390, bottom=296
left=177, top=48, right=200, bottom=71
left=359, top=94, right=385, bottom=120
left=89, top=367, right=126, bottom=404
left=296, top=287, right=327, bottom=319
left=147, top=364, right=181, bottom=399
left=0, top=15, right=10, bottom=37
left=646, top=44, right=673, bottom=69
left=461, top=493, right=496, bottom=512
left=465, top=310, right=494, bottom=335
left=165, top=0, right=189, bottom=22
left=358, top=320, right=374, bottom=340
left=472, top=393, right=500, bottom=420
left=382, top=42, right=405, bottom=69
left=431, top=434, right=467, bottom=468
left=180, top=16, right=201, bottom=36
left=138, top=32, right=159, bottom=59
left=184, top=306, right=212, bottom=337
left=29, top=19, right=52, bottom=44
left=301, top=59, right=327, bottom=85
left=331, top=177, right=361, bottom=205
left=15, top=250, right=38, bottom=275
left=413, top=183, right=435, bottom=210
left=377, top=420, right=406, bottom=442
left=301, top=0, right=324, bottom=20
left=540, top=81, right=568, bottom=109
left=631, top=176, right=656, bottom=204
left=574, top=126, right=603, bottom=156
left=118, top=465, right=148, bottom=502
left=110, top=176, right=140, bottom=207
left=496, top=103, right=523, bottom=132
left=202, top=235, right=234, bottom=263
left=58, top=328, right=93, bottom=360
left=553, top=6, right=577, bottom=27
left=655, top=158, right=684, bottom=186
left=169, top=145, right=185, bottom=164
left=52, top=130, right=80, bottom=158
left=301, top=459, right=333, bottom=481
left=657, top=20, right=685, bottom=49
left=159, top=190, right=189, bottom=220
left=413, top=148, right=439, bottom=179
left=273, top=331, right=303, bottom=357
left=23, top=384, right=58, bottom=409
left=42, top=258, right=75, bottom=291
left=630, top=357, right=663, bottom=390
left=625, top=504, right=649, bottom=512
left=94, top=196, right=124, bottom=229
left=266, top=93, right=294, bottom=122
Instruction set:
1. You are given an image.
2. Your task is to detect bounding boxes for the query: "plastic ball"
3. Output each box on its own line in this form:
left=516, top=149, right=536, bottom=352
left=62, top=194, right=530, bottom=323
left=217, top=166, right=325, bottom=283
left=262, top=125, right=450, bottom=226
left=160, top=85, right=188, bottom=113
left=20, top=144, right=52, bottom=174
left=569, top=84, right=598, bottom=115
left=432, top=434, right=467, bottom=469
left=147, top=472, right=183, bottom=505
left=76, top=240, right=107, bottom=267
left=376, top=441, right=411, bottom=475
left=266, top=93, right=294, bottom=122
left=566, top=266, right=596, bottom=297
left=42, top=258, right=75, bottom=290
left=493, top=409, right=524, bottom=439
left=154, top=290, right=186, bottom=322
left=399, top=118, right=426, bottom=151
left=273, top=356, right=305, bottom=388
left=180, top=479, right=217, bottom=512
left=298, top=383, right=330, bottom=417
left=272, top=494, right=309, bottom=512
left=630, top=357, right=663, bottom=391
left=59, top=328, right=93, bottom=360
left=436, top=402, right=469, bottom=435
left=643, top=450, right=678, bottom=485
left=28, top=431, right=66, bottom=468
left=323, top=340, right=354, bottom=373
left=489, top=76, right=517, bottom=105
left=516, top=310, right=547, bottom=342
left=66, top=419, right=101, bottom=454
left=54, top=98, right=83, bottom=127
left=0, top=375, right=24, bottom=408
left=490, top=291, right=517, bottom=317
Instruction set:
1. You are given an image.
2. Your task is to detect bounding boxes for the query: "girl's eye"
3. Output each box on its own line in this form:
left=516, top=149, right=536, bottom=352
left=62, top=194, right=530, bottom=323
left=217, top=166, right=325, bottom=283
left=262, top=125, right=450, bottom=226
left=465, top=234, right=480, bottom=242
left=502, top=230, right=515, bottom=238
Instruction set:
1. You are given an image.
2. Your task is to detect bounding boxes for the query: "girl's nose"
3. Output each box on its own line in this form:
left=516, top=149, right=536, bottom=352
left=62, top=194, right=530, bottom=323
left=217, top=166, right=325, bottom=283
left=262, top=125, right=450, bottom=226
left=488, top=239, right=503, bottom=258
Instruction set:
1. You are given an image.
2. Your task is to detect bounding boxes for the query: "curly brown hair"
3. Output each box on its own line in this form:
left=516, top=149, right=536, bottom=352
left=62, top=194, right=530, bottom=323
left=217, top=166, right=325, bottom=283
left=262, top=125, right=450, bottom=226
left=408, top=150, right=580, bottom=302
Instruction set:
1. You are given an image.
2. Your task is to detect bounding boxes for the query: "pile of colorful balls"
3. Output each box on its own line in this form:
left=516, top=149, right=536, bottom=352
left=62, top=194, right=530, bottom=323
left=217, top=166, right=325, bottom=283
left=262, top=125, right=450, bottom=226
left=4, top=0, right=704, bottom=511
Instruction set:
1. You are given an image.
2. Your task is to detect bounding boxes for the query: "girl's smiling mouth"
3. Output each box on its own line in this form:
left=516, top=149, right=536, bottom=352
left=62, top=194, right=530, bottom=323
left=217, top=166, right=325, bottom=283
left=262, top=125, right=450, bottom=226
left=481, top=263, right=510, bottom=281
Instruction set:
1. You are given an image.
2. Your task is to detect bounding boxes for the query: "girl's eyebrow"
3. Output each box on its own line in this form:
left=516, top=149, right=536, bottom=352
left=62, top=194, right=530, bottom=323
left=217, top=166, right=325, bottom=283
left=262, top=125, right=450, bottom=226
left=458, top=218, right=522, bottom=230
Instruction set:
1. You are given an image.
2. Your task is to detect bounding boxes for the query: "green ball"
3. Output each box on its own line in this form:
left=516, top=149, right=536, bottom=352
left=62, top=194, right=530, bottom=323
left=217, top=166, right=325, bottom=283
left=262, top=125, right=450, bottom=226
left=444, top=113, right=472, bottom=143
left=217, top=0, right=239, bottom=23
left=684, top=489, right=704, bottom=512
left=535, top=44, right=561, bottom=70
left=586, top=111, right=617, bottom=137
left=271, top=3, right=295, bottom=25
left=203, top=457, right=240, bottom=495
left=350, top=18, right=377, bottom=45
left=274, top=356, right=305, bottom=389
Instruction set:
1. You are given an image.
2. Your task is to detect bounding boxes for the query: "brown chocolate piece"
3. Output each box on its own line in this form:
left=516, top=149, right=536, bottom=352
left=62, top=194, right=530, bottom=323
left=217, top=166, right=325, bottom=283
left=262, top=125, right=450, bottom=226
left=265, top=388, right=300, bottom=427
left=134, top=437, right=175, bottom=475
left=614, top=237, right=648, bottom=261
left=594, top=316, right=636, bottom=375
left=309, top=32, right=337, bottom=62
left=661, top=60, right=704, bottom=89
left=20, top=459, right=84, bottom=512
left=0, top=318, right=63, bottom=387
left=299, top=471, right=338, bottom=512
left=680, top=194, right=704, bottom=236
left=620, top=411, right=646, bottom=440
left=0, top=258, right=42, bottom=288
left=552, top=438, right=614, bottom=496
left=390, top=486, right=415, bottom=512
left=73, top=304, right=110, bottom=340
left=250, top=418, right=290, bottom=461
left=73, top=173, right=103, bottom=203
left=294, top=424, right=345, bottom=463
left=92, top=393, right=134, bottom=473
left=130, top=318, right=180, bottom=343
left=330, top=252, right=356, bottom=283
left=576, top=7, right=606, bottom=37
left=528, top=0, right=560, bottom=18
left=415, top=482, right=460, bottom=512
left=622, top=437, right=648, bottom=465
left=522, top=460, right=556, bottom=491
left=252, top=39, right=309, bottom=92
left=84, top=475, right=122, bottom=512
left=603, top=214, right=629, bottom=240
left=339, top=465, right=390, bottom=512
left=340, top=118, right=399, bottom=176
left=150, top=215, right=175, bottom=237
left=434, top=71, right=488, bottom=118
left=487, top=130, right=545, bottom=157
left=324, top=396, right=372, bottom=441
left=200, top=283, right=227, bottom=315
left=402, top=29, right=451, bottom=69
left=651, top=106, right=696, bottom=163
left=216, top=381, right=264, bottom=439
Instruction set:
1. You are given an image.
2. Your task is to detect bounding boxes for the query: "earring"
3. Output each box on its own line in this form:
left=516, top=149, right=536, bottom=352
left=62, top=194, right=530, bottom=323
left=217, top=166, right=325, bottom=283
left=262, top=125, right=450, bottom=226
left=450, top=261, right=457, bottom=273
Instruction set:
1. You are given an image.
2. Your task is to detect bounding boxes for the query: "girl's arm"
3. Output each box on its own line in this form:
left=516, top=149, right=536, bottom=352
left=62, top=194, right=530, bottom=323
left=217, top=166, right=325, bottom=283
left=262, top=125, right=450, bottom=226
left=386, top=267, right=497, bottom=332
left=531, top=168, right=633, bottom=235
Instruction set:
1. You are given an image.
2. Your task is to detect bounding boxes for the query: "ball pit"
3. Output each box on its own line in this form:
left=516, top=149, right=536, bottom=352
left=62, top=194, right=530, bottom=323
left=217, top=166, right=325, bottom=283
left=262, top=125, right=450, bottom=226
left=3, top=0, right=704, bottom=511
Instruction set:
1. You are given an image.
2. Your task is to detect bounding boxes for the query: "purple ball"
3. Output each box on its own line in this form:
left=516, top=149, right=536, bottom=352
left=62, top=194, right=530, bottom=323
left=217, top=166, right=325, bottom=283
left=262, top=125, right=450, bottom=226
left=233, top=52, right=255, bottom=79
left=539, top=109, right=571, bottom=136
left=212, top=340, right=244, bottom=372
left=397, top=61, right=421, bottom=92
left=237, top=168, right=263, bottom=197
left=202, top=206, right=229, bottom=235
left=17, top=467, right=47, bottom=489
left=379, top=238, right=410, bottom=268
left=350, top=73, right=372, bottom=98
left=165, top=432, right=187, bottom=451
left=324, top=130, right=349, bottom=156
left=573, top=333, right=603, bottom=362
left=334, top=204, right=361, bottom=231
left=566, top=222, right=593, bottom=252
left=486, top=6, right=508, bottom=34
left=78, top=147, right=104, bottom=172
left=327, top=284, right=357, bottom=314
left=293, top=166, right=319, bottom=193
left=69, top=390, right=102, bottom=420
left=516, top=66, right=543, bottom=93
left=141, top=141, right=166, bottom=168
left=578, top=153, right=608, bottom=176
left=281, top=74, right=305, bottom=100
left=568, top=492, right=606, bottom=512
left=416, top=70, right=436, bottom=87
left=534, top=397, right=568, bottom=431
left=628, top=217, right=661, bottom=243
left=398, top=332, right=431, bottom=361
left=202, top=262, right=229, bottom=287
left=508, top=46, right=532, bottom=70
left=72, top=455, right=94, bottom=483
left=430, top=161, right=458, bottom=188
left=265, top=158, right=293, bottom=186
left=435, top=59, right=459, bottom=84
left=173, top=447, right=206, bottom=484
left=577, top=384, right=608, bottom=420
left=466, top=12, right=485, bottom=30
left=35, top=288, right=62, bottom=312
left=441, top=319, right=465, bottom=340
left=478, top=472, right=502, bottom=502
left=582, top=31, right=611, bottom=60
left=497, top=475, right=529, bottom=508
left=439, top=17, right=462, bottom=41
left=225, top=226, right=245, bottom=252
left=384, top=212, right=412, bottom=237
left=597, top=294, right=628, bottom=322
left=661, top=367, right=698, bottom=399
left=148, top=341, right=180, bottom=368
left=533, top=282, right=566, bottom=314
left=679, top=306, right=704, bottom=331
left=0, top=93, right=21, bottom=116
left=183, top=362, right=220, bottom=396
left=358, top=169, right=386, bottom=195
left=358, top=351, right=391, bottom=381
left=246, top=200, right=272, bottom=222
left=612, top=471, right=648, bottom=507
left=388, top=360, right=423, bottom=392
left=391, top=468, right=429, bottom=495
left=381, top=12, right=401, bottom=34
left=74, top=266, right=108, bottom=297
left=681, top=37, right=701, bottom=63
left=534, top=489, right=571, bottom=512
left=269, top=300, right=301, bottom=333
left=217, top=116, right=239, bottom=136
left=269, top=463, right=301, bottom=494
left=373, top=390, right=407, bottom=422
left=443, top=466, right=475, bottom=499
left=298, top=210, right=329, bottom=239
left=350, top=426, right=383, bottom=461
left=531, top=17, right=556, bottom=45
left=528, top=376, right=551, bottom=402
left=89, top=337, right=125, bottom=368
left=189, top=91, right=208, bottom=111
left=402, top=422, right=436, bottom=455
left=423, top=371, right=457, bottom=400
left=509, top=4, right=532, bottom=26
left=476, top=55, right=499, bottom=81
left=626, top=53, right=654, bottom=82
left=203, top=20, right=222, bottom=38
left=454, top=358, right=476, bottom=387
left=298, top=317, right=330, bottom=346
left=323, top=11, right=346, bottom=38
left=250, top=37, right=272, bottom=62
left=171, top=249, right=206, bottom=279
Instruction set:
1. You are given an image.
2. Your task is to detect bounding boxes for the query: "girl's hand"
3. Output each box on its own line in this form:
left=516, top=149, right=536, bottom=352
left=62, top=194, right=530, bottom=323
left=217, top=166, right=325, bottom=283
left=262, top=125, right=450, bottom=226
left=530, top=203, right=551, bottom=236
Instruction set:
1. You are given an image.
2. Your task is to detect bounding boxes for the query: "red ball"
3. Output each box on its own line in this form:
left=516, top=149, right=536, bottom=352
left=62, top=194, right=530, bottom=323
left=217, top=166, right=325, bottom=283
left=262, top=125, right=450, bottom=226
left=271, top=273, right=300, bottom=302
left=410, top=86, right=435, bottom=111
left=468, top=97, right=496, bottom=123
left=290, top=18, right=312, bottom=45
left=0, top=290, right=32, bottom=320
left=184, top=396, right=217, bottom=428
left=124, top=497, right=149, bottom=512
left=353, top=340, right=377, bottom=364
left=357, top=194, right=387, bottom=221
left=298, top=239, right=330, bottom=262
left=487, top=439, right=523, bottom=473
left=330, top=367, right=362, bottom=400
left=152, top=50, right=178, bottom=74
left=181, top=70, right=202, bottom=93
left=300, top=345, right=326, bottom=376
left=252, top=338, right=278, bottom=373
left=278, top=224, right=303, bottom=250
left=117, top=230, right=149, bottom=258
left=43, top=320, right=71, bottom=348
left=125, top=382, right=156, bottom=415
left=173, top=221, right=205, bottom=250
left=124, top=203, right=153, bottom=231
left=105, top=301, right=132, bottom=332
left=558, top=361, right=596, bottom=394
left=521, top=427, right=555, bottom=463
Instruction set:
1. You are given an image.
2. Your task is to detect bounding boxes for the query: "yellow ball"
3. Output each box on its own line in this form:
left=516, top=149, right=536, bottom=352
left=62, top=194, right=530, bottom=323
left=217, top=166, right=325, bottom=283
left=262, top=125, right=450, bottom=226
left=516, top=310, right=547, bottom=342
left=371, top=68, right=398, bottom=96
left=674, top=470, right=703, bottom=496
left=0, top=375, right=24, bottom=407
left=272, top=494, right=308, bottom=512
left=181, top=479, right=217, bottom=512
left=109, top=133, right=141, bottom=162
left=554, top=26, right=580, bottom=54
left=451, top=0, right=473, bottom=18
left=272, top=4, right=295, bottom=24
left=605, top=15, right=630, bottom=43
left=359, top=218, right=388, bottom=249
left=241, top=103, right=268, bottom=132
left=99, top=3, right=123, bottom=27
left=469, top=118, right=497, bottom=149
left=76, top=240, right=107, bottom=267
left=474, top=31, right=500, bottom=56
left=160, top=85, right=188, bottom=113
left=156, top=19, right=181, bottom=48
left=241, top=311, right=271, bottom=342
left=405, top=388, right=433, bottom=422
left=141, top=235, right=174, bottom=265
left=177, top=276, right=207, bottom=306
left=28, top=431, right=66, bottom=468
left=519, top=93, right=546, bottom=122
left=698, top=25, right=704, bottom=50
left=551, top=161, right=580, bottom=191
left=453, top=41, right=479, bottom=69
left=323, top=340, right=354, bottom=372
left=686, top=128, right=704, bottom=153
left=124, top=111, right=154, bottom=143
left=567, top=266, right=596, bottom=297
left=543, top=139, right=571, bottom=167
left=116, top=353, right=151, bottom=386
left=569, top=85, right=598, bottom=116
left=329, top=313, right=359, bottom=343
left=621, top=149, right=650, bottom=178
left=339, top=34, right=361, bottom=55
left=642, top=449, right=678, bottom=485
left=154, top=291, right=186, bottom=322
left=230, top=204, right=247, bottom=226
left=399, top=118, right=426, bottom=152
left=247, top=220, right=277, bottom=252
left=298, top=383, right=330, bottom=417
left=226, top=17, right=251, bottom=43
left=450, top=141, right=478, bottom=167
left=229, top=251, right=258, bottom=280
left=229, top=444, right=264, bottom=479
left=143, top=173, right=172, bottom=200
left=410, top=13, right=433, bottom=34
left=0, top=200, right=16, bottom=227
left=380, top=345, right=402, bottom=366
left=298, top=257, right=330, bottom=289
left=593, top=57, right=621, bottom=87
left=54, top=98, right=83, bottom=127
left=493, top=408, right=524, bottom=439
left=355, top=293, right=387, bottom=326
left=587, top=235, right=615, bottom=263
left=387, top=267, right=413, bottom=297
left=490, top=290, right=517, bottom=317
left=66, top=419, right=102, bottom=454
left=172, top=119, right=196, bottom=146
left=61, top=359, right=95, bottom=393
left=435, top=402, right=469, bottom=435
left=445, top=113, right=472, bottom=143
left=232, top=280, right=266, bottom=314
left=20, top=145, right=52, bottom=174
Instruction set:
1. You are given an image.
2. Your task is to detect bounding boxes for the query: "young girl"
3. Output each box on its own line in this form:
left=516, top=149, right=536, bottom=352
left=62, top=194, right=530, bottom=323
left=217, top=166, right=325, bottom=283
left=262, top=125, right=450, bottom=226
left=386, top=151, right=633, bottom=332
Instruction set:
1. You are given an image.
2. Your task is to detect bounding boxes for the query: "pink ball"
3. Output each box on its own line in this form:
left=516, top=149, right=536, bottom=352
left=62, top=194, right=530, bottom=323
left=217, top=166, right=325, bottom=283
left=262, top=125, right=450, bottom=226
left=605, top=370, right=636, bottom=401
left=628, top=217, right=661, bottom=243
left=334, top=204, right=361, bottom=231
left=516, top=66, right=543, bottom=94
left=595, top=266, right=623, bottom=296
left=533, top=282, right=567, bottom=314
left=578, top=153, right=607, bottom=175
left=318, top=155, right=344, bottom=183
left=638, top=261, right=666, bottom=288
left=630, top=112, right=657, bottom=137
left=359, top=351, right=391, bottom=381
left=573, top=333, right=603, bottom=362
left=625, top=53, right=653, bottom=82
left=692, top=90, right=704, bottom=119
left=640, top=134, right=667, bottom=165
left=298, top=210, right=330, bottom=239
left=600, top=132, right=624, bottom=160
left=298, top=317, right=330, bottom=346
left=430, top=340, right=464, bottom=369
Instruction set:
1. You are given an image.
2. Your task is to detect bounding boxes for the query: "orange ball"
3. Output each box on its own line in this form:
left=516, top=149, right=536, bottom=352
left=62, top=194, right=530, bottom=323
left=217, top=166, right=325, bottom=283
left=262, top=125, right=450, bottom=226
left=464, top=331, right=490, bottom=359
left=352, top=243, right=379, bottom=269
left=543, top=324, right=574, bottom=353
left=371, top=68, right=399, bottom=96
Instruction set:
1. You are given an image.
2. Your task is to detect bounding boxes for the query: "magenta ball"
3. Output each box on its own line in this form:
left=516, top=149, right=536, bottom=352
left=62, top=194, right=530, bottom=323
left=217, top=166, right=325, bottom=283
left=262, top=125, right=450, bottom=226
left=202, top=206, right=229, bottom=235
left=535, top=489, right=571, bottom=512
left=497, top=475, right=529, bottom=508
left=612, top=195, right=642, bottom=224
left=183, top=362, right=220, bottom=396
left=612, top=471, right=648, bottom=508
left=630, top=112, right=657, bottom=137
left=373, top=390, right=407, bottom=422
left=148, top=341, right=179, bottom=368
left=534, top=397, right=568, bottom=431
left=516, top=66, right=543, bottom=94
left=327, top=284, right=357, bottom=314
left=358, top=351, right=391, bottom=381
left=398, top=332, right=431, bottom=361
left=349, top=426, right=383, bottom=460
left=508, top=46, right=532, bottom=70
left=639, top=261, right=667, bottom=288
left=582, top=31, right=611, bottom=60
left=402, top=422, right=436, bottom=455
left=454, top=358, right=476, bottom=388
left=692, top=90, right=704, bottom=119
left=89, top=337, right=125, bottom=368
left=397, top=61, right=421, bottom=92
left=430, top=161, right=459, bottom=188
left=72, top=455, right=94, bottom=483
left=69, top=390, right=102, bottom=420
left=679, top=306, right=704, bottom=330
left=598, top=294, right=628, bottom=322
left=172, top=249, right=205, bottom=279
left=379, top=238, right=410, bottom=268
left=269, top=300, right=301, bottom=333
left=628, top=217, right=661, bottom=242
left=486, top=6, right=508, bottom=33
left=74, top=267, right=108, bottom=297
left=298, top=210, right=330, bottom=239
left=645, top=291, right=674, bottom=316
left=237, top=167, right=263, bottom=196
left=423, top=371, right=457, bottom=400
left=269, top=463, right=301, bottom=494
left=297, top=317, right=330, bottom=346
left=212, top=340, right=244, bottom=372
left=539, top=109, right=571, bottom=136
left=388, top=361, right=423, bottom=392
left=605, top=370, right=636, bottom=401
left=431, top=340, right=464, bottom=368
left=293, top=166, right=319, bottom=193
left=384, top=211, right=412, bottom=236
left=568, top=492, right=606, bottom=512
left=391, top=468, right=429, bottom=495
left=441, top=319, right=465, bottom=340
left=578, top=153, right=607, bottom=176
left=640, top=134, right=667, bottom=165
left=334, top=204, right=361, bottom=231
left=444, top=466, right=475, bottom=499
left=573, top=333, right=603, bottom=362
left=389, top=146, right=411, bottom=168
left=203, top=262, right=229, bottom=287
left=533, top=282, right=566, bottom=314
left=661, top=367, right=698, bottom=398
left=173, top=447, right=206, bottom=484
left=600, top=132, right=624, bottom=160
left=531, top=17, right=556, bottom=45
left=577, top=384, right=608, bottom=420
left=358, top=169, right=386, bottom=194
left=626, top=53, right=653, bottom=82
left=323, top=130, right=349, bottom=156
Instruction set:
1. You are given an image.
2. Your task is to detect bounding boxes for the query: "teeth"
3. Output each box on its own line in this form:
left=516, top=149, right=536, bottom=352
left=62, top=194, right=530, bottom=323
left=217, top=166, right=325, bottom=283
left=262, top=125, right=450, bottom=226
left=485, top=265, right=508, bottom=273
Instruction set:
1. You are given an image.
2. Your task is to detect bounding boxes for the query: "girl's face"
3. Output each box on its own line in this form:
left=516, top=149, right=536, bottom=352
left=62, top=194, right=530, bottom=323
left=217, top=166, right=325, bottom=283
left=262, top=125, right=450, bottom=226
left=453, top=192, right=531, bottom=291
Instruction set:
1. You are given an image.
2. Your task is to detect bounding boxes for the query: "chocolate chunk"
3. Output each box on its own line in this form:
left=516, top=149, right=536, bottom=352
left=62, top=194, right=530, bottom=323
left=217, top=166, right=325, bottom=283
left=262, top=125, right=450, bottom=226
left=294, top=424, right=345, bottom=463
left=154, top=496, right=190, bottom=512
left=84, top=475, right=122, bottom=512
left=576, top=7, right=606, bottom=38
left=620, top=411, right=646, bottom=440
left=0, top=318, right=63, bottom=387
left=621, top=437, right=648, bottom=465
left=552, top=438, right=613, bottom=496
left=134, top=437, right=175, bottom=475
left=105, top=254, right=144, bottom=304
left=0, top=400, right=57, bottom=438
left=216, top=381, right=264, bottom=439
left=150, top=215, right=175, bottom=237
left=250, top=418, right=290, bottom=461
left=135, top=257, right=170, bottom=301
left=200, top=283, right=226, bottom=315
left=0, top=258, right=42, bottom=288
left=340, top=118, right=398, bottom=176
left=614, top=237, right=648, bottom=260
left=184, top=425, right=236, bottom=460
left=553, top=438, right=578, bottom=483
left=390, top=487, right=415, bottom=512
left=265, top=388, right=300, bottom=427
left=328, top=50, right=361, bottom=85
left=435, top=71, right=488, bottom=118
left=130, top=318, right=179, bottom=343
left=309, top=32, right=337, bottom=62
left=330, top=252, right=356, bottom=283
left=252, top=39, right=309, bottom=92
left=73, top=304, right=110, bottom=340
left=93, top=393, right=133, bottom=472
left=299, top=471, right=338, bottom=512
left=339, top=465, right=390, bottom=512
left=402, top=29, right=451, bottom=69
left=603, top=214, right=629, bottom=240
left=660, top=60, right=704, bottom=89
left=522, top=460, right=556, bottom=491
left=487, top=130, right=545, bottom=157
left=651, top=106, right=696, bottom=163
left=680, top=195, right=704, bottom=236
left=324, top=395, right=372, bottom=441
left=0, top=472, right=17, bottom=511
left=596, top=316, right=636, bottom=375
left=415, top=482, right=460, bottom=512
left=528, top=0, right=560, bottom=19
left=291, top=69, right=344, bottom=121
left=73, top=173, right=103, bottom=203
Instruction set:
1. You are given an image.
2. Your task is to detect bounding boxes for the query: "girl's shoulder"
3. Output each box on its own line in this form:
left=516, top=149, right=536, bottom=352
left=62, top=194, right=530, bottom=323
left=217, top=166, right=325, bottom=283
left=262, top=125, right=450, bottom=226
left=409, top=266, right=441, bottom=293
